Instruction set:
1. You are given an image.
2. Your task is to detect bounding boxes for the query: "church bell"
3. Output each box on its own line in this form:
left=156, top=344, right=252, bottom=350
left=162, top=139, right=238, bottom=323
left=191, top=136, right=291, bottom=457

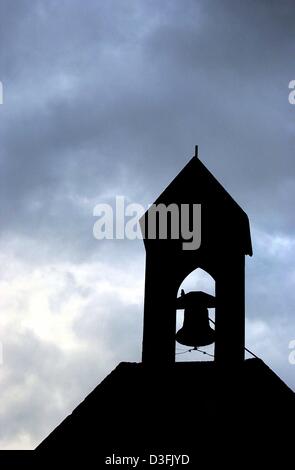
left=176, top=290, right=215, bottom=347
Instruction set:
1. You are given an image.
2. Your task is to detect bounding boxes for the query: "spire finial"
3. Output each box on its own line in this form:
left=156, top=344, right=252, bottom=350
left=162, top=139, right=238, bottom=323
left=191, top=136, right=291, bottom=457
left=194, top=145, right=198, bottom=158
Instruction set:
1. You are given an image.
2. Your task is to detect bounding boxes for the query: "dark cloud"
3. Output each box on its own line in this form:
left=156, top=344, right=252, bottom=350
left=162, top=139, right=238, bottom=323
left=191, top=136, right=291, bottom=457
left=0, top=0, right=294, bottom=448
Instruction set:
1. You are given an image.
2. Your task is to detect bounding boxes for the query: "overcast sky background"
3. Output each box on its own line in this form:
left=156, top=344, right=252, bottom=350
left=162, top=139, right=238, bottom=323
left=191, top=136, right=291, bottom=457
left=0, top=0, right=294, bottom=449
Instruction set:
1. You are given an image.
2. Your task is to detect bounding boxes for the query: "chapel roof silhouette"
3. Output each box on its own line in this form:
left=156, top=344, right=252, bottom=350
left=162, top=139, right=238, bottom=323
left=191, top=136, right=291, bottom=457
left=35, top=359, right=295, bottom=466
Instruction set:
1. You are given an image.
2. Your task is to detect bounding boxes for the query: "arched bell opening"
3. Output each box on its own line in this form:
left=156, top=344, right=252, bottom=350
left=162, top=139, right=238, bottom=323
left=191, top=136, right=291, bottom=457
left=175, top=268, right=216, bottom=362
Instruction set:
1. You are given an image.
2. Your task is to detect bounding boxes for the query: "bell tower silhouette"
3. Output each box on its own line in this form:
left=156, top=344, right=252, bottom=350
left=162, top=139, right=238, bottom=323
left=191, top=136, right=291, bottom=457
left=140, top=147, right=252, bottom=366
left=36, top=148, right=294, bottom=467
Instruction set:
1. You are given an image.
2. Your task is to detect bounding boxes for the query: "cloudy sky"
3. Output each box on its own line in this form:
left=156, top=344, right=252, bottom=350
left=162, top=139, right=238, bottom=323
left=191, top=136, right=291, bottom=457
left=0, top=0, right=294, bottom=449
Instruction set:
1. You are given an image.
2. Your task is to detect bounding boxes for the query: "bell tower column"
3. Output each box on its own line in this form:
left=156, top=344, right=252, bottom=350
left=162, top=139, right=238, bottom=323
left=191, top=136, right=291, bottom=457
left=142, top=252, right=177, bottom=366
left=214, top=253, right=245, bottom=364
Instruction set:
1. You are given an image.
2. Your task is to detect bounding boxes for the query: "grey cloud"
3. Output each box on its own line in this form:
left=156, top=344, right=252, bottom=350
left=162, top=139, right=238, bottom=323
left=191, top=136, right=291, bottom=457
left=0, top=0, right=294, bottom=448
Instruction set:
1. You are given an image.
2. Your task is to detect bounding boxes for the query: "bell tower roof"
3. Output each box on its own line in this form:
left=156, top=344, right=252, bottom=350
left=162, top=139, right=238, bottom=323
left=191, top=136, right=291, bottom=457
left=140, top=152, right=252, bottom=257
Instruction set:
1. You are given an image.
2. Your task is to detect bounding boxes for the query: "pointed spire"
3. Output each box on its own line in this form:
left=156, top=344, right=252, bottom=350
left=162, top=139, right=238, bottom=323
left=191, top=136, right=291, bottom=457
left=194, top=145, right=198, bottom=158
